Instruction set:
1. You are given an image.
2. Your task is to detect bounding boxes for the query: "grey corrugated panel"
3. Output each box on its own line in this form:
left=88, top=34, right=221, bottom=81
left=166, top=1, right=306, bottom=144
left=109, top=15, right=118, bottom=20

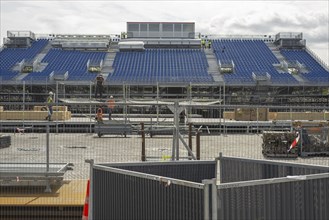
left=319, top=178, right=328, bottom=219
left=304, top=180, right=313, bottom=219
left=217, top=176, right=329, bottom=220
left=92, top=168, right=205, bottom=220
left=220, top=157, right=329, bottom=183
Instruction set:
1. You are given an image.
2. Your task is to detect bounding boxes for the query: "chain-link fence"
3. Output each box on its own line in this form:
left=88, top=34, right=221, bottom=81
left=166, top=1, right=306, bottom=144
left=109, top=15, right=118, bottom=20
left=0, top=93, right=329, bottom=219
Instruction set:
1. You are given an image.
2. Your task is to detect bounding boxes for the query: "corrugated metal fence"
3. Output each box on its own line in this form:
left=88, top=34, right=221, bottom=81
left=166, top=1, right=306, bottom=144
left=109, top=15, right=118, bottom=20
left=219, top=154, right=329, bottom=183
left=218, top=155, right=329, bottom=220
left=217, top=173, right=329, bottom=220
left=89, top=156, right=329, bottom=220
left=91, top=161, right=216, bottom=220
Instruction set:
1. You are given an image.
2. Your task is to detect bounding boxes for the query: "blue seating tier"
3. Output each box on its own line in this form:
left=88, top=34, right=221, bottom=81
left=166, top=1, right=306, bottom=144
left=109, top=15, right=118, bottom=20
left=0, top=39, right=49, bottom=81
left=280, top=49, right=329, bottom=84
left=22, top=49, right=107, bottom=82
left=0, top=39, right=49, bottom=70
left=213, top=39, right=299, bottom=85
left=109, top=49, right=213, bottom=83
left=1, top=38, right=328, bottom=85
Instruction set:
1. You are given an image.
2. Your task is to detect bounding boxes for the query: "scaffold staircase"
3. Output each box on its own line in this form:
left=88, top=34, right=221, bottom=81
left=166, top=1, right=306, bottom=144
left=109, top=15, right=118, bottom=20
left=205, top=49, right=224, bottom=82
left=102, top=51, right=116, bottom=73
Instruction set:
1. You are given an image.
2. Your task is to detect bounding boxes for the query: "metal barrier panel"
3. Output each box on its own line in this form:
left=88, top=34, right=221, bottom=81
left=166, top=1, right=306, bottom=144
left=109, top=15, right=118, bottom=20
left=217, top=173, right=329, bottom=220
left=92, top=166, right=205, bottom=220
left=100, top=160, right=216, bottom=183
left=220, top=156, right=329, bottom=183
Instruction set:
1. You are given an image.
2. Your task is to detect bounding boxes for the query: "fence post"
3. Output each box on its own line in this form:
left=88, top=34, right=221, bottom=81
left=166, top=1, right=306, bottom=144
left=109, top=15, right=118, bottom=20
left=290, top=107, right=293, bottom=132
left=23, top=81, right=25, bottom=127
left=89, top=81, right=93, bottom=133
left=55, top=81, right=59, bottom=133
left=174, top=101, right=180, bottom=160
left=141, top=122, right=146, bottom=161
left=202, top=180, right=211, bottom=220
left=196, top=131, right=200, bottom=160
left=188, top=123, right=193, bottom=159
left=203, top=178, right=217, bottom=220
left=211, top=178, right=218, bottom=220
left=46, top=124, right=50, bottom=173
left=45, top=123, right=51, bottom=193
left=218, top=152, right=223, bottom=182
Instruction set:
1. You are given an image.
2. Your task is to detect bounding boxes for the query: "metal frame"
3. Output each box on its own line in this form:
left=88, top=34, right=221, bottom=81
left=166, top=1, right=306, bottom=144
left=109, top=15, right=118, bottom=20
left=0, top=162, right=71, bottom=189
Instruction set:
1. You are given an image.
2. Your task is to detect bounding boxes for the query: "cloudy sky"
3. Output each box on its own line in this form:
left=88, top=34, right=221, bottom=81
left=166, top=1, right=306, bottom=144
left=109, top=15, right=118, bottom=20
left=1, top=0, right=328, bottom=64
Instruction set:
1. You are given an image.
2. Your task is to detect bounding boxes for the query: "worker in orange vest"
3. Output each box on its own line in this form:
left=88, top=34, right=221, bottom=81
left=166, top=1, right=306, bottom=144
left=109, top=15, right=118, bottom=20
left=95, top=105, right=103, bottom=122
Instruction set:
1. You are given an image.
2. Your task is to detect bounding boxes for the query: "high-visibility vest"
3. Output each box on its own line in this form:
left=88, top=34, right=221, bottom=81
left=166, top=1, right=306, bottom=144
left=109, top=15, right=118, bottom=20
left=107, top=99, right=115, bottom=109
left=47, top=96, right=53, bottom=104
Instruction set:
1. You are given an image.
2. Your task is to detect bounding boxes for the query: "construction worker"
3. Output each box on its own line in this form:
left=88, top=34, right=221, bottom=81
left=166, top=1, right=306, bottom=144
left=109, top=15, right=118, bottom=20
left=95, top=105, right=103, bottom=123
left=201, top=39, right=206, bottom=49
left=179, top=109, right=186, bottom=124
left=95, top=73, right=104, bottom=99
left=107, top=95, right=115, bottom=120
left=208, top=40, right=212, bottom=49
left=45, top=91, right=53, bottom=121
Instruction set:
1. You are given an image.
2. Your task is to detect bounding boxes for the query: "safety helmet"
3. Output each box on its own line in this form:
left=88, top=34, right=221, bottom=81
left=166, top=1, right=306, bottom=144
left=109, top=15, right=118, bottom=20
left=49, top=91, right=53, bottom=95
left=110, top=95, right=113, bottom=98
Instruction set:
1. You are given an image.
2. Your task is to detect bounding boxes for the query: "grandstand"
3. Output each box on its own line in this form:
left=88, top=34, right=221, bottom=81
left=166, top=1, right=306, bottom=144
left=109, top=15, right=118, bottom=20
left=1, top=26, right=329, bottom=107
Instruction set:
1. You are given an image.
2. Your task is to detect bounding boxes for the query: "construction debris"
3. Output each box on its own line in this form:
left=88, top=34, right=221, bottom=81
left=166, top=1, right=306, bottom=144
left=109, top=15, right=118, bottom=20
left=262, top=127, right=329, bottom=157
left=298, top=127, right=329, bottom=156
left=262, top=131, right=297, bottom=157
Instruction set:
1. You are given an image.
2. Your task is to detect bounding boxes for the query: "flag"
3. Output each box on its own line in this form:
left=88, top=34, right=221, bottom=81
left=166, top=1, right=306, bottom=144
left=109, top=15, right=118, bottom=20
left=288, top=132, right=300, bottom=152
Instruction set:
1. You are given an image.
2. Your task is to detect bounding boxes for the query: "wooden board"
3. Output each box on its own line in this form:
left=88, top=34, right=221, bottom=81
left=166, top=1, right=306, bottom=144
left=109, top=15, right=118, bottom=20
left=0, top=180, right=86, bottom=206
left=0, top=111, right=71, bottom=121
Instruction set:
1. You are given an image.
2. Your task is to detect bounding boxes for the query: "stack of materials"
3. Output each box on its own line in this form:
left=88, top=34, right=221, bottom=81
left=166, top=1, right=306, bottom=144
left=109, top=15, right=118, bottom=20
left=262, top=131, right=297, bottom=157
left=299, top=127, right=329, bottom=156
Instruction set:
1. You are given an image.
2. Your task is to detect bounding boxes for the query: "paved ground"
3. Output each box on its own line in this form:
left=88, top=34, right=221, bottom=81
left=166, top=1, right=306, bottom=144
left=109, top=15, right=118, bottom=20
left=1, top=132, right=328, bottom=180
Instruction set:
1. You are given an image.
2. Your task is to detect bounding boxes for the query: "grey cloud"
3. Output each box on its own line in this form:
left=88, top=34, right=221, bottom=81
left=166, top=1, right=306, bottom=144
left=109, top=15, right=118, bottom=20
left=304, top=32, right=329, bottom=45
left=209, top=10, right=328, bottom=44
